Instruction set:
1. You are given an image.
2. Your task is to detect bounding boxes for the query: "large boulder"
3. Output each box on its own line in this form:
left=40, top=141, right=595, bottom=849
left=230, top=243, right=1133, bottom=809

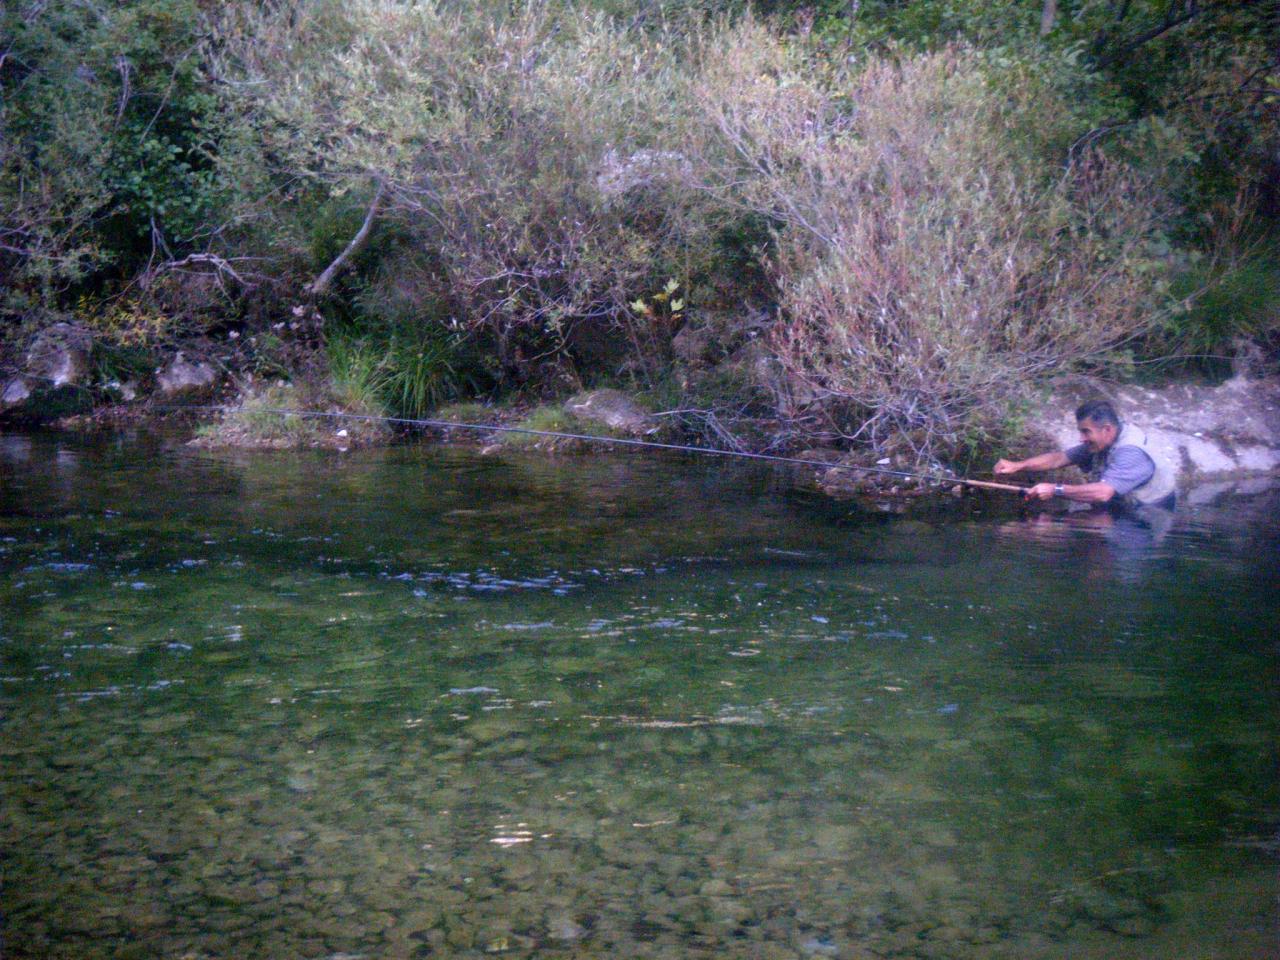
left=565, top=389, right=652, bottom=436
left=1, top=377, right=32, bottom=413
left=26, top=322, right=92, bottom=388
left=155, top=352, right=219, bottom=399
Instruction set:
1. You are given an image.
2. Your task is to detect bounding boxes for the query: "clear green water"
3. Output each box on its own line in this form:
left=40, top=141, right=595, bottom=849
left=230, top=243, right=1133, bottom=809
left=2, top=431, right=1276, bottom=960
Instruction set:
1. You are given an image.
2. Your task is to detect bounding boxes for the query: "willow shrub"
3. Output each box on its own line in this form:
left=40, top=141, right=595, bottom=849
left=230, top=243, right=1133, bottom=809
left=218, top=5, right=1176, bottom=458
left=215, top=0, right=724, bottom=385
left=693, top=28, right=1169, bottom=456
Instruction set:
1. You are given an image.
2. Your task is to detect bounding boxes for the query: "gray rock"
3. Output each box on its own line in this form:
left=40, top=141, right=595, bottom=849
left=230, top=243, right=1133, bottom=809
left=156, top=352, right=219, bottom=398
left=26, top=322, right=92, bottom=388
left=104, top=380, right=138, bottom=401
left=547, top=915, right=587, bottom=942
left=1, top=377, right=31, bottom=411
left=799, top=935, right=839, bottom=956
left=698, top=878, right=732, bottom=897
left=566, top=389, right=652, bottom=436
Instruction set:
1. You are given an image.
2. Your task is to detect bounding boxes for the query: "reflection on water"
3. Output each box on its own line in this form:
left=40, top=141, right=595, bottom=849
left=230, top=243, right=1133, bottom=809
left=1, top=432, right=1277, bottom=959
left=994, top=505, right=1178, bottom=586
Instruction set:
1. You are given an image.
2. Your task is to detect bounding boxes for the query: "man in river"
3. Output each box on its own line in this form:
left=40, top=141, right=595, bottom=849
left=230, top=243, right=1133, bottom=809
left=993, top=399, right=1177, bottom=509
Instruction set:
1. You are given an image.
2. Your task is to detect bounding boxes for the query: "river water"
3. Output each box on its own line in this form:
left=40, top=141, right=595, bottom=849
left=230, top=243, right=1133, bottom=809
left=2, top=431, right=1276, bottom=959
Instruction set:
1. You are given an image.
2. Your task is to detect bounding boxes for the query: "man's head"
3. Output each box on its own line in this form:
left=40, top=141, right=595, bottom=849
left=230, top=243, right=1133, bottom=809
left=1075, top=399, right=1120, bottom=453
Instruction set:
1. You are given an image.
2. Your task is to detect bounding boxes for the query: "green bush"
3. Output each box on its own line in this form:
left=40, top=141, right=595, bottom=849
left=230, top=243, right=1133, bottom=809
left=1, top=0, right=245, bottom=304
left=495, top=405, right=603, bottom=451
left=216, top=0, right=729, bottom=385
left=5, top=0, right=1273, bottom=462
left=692, top=29, right=1168, bottom=457
left=193, top=383, right=390, bottom=448
left=432, top=402, right=500, bottom=425
left=325, top=336, right=391, bottom=415
left=1158, top=239, right=1280, bottom=377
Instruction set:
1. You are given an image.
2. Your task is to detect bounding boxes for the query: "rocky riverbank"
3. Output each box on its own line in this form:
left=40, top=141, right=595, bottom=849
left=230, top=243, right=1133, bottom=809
left=4, top=328, right=1278, bottom=501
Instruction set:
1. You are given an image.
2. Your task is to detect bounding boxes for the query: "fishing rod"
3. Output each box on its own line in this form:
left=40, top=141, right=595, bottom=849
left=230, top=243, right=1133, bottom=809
left=166, top=403, right=1030, bottom=494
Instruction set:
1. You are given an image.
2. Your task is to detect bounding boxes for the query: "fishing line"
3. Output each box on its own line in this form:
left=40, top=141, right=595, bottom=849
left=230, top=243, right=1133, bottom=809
left=160, top=403, right=1028, bottom=493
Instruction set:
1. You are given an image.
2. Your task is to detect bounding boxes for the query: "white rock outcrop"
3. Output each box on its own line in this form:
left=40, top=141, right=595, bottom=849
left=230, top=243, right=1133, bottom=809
left=1, top=377, right=32, bottom=411
left=1035, top=376, right=1280, bottom=485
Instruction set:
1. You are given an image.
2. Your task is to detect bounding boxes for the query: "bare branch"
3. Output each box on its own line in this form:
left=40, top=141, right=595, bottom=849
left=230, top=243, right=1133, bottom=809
left=307, top=179, right=385, bottom=299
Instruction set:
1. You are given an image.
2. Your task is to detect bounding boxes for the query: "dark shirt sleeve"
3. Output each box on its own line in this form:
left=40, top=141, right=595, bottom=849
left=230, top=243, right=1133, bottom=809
left=1065, top=443, right=1091, bottom=468
left=1099, top=445, right=1155, bottom=496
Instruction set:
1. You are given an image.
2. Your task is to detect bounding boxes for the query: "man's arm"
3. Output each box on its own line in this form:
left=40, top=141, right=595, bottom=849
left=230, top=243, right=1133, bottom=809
left=1024, top=480, right=1116, bottom=503
left=993, top=450, right=1071, bottom=475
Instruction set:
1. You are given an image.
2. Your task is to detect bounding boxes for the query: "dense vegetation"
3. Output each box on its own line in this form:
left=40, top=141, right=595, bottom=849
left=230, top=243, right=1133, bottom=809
left=2, top=0, right=1277, bottom=459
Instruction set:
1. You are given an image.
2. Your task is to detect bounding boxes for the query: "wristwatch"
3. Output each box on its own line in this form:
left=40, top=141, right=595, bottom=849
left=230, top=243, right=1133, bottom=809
left=1054, top=484, right=1065, bottom=497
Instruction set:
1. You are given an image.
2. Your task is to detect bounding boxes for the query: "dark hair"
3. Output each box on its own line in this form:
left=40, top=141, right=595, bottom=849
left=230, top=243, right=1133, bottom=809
left=1075, top=398, right=1120, bottom=427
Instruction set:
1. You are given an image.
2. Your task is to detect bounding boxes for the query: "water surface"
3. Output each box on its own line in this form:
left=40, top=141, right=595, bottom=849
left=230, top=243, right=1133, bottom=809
left=2, top=431, right=1276, bottom=959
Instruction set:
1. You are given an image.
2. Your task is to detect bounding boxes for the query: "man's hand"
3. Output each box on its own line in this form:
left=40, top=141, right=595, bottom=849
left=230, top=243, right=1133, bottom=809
left=993, top=458, right=1024, bottom=475
left=1025, top=482, right=1057, bottom=501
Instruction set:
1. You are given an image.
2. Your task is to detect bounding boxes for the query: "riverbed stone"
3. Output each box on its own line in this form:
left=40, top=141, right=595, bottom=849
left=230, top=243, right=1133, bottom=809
left=119, top=902, right=169, bottom=930
left=698, top=878, right=732, bottom=897
left=307, top=877, right=346, bottom=897
left=547, top=914, right=587, bottom=941
left=1109, top=913, right=1158, bottom=937
left=445, top=920, right=475, bottom=949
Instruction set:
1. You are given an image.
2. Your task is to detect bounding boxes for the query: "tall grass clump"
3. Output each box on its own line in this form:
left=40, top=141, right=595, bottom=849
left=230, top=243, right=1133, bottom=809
left=326, top=328, right=465, bottom=420
left=692, top=27, right=1170, bottom=457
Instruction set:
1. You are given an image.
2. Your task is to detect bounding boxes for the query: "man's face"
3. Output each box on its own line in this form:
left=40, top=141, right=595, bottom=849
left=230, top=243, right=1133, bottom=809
left=1077, top=417, right=1117, bottom=453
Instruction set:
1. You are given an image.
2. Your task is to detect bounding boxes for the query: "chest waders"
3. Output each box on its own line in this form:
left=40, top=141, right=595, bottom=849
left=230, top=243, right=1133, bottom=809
left=1088, top=423, right=1177, bottom=507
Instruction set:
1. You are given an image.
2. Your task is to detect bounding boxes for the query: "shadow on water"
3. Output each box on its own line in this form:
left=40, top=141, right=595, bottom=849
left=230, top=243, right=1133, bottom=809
left=1, top=431, right=1277, bottom=959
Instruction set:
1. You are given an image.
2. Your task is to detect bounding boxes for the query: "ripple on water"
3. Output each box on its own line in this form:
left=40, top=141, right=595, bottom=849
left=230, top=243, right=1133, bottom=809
left=27, top=562, right=94, bottom=573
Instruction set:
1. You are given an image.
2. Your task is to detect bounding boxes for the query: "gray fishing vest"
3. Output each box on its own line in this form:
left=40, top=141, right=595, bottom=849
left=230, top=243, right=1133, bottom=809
left=1087, top=423, right=1176, bottom=507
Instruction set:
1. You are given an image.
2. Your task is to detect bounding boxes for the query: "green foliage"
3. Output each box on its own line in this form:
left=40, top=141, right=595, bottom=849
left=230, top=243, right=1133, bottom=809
left=91, top=341, right=157, bottom=389
left=324, top=335, right=390, bottom=414
left=246, top=332, right=292, bottom=382
left=3, top=0, right=1274, bottom=460
left=194, top=383, right=390, bottom=448
left=326, top=326, right=468, bottom=420
left=433, top=402, right=500, bottom=425
left=1158, top=240, right=1280, bottom=376
left=383, top=332, right=462, bottom=419
left=206, top=385, right=321, bottom=445
left=0, top=0, right=242, bottom=305
left=692, top=29, right=1170, bottom=455
left=810, top=0, right=1279, bottom=229
left=217, top=0, right=729, bottom=384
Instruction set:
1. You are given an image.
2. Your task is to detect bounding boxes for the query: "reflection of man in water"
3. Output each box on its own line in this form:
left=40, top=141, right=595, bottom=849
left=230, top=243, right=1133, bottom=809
left=997, top=503, right=1175, bottom=585
left=993, top=399, right=1177, bottom=510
